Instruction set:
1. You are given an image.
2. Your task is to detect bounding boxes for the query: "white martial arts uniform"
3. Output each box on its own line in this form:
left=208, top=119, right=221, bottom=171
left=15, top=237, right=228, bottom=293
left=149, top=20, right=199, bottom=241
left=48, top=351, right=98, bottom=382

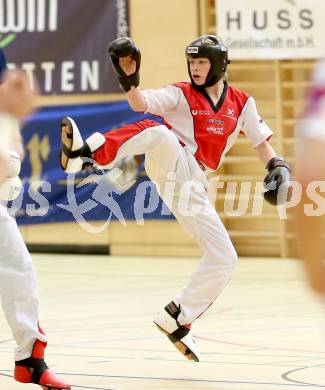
left=0, top=124, right=46, bottom=361
left=92, top=81, right=273, bottom=324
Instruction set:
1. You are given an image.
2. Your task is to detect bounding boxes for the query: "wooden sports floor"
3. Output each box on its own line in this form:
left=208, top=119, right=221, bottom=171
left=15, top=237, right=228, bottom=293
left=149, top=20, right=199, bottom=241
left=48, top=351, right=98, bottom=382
left=0, top=255, right=324, bottom=390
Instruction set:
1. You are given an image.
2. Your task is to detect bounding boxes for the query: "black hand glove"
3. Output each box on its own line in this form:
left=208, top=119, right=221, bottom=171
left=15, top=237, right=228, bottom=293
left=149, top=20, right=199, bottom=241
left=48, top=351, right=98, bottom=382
left=263, top=157, right=292, bottom=206
left=108, top=37, right=141, bottom=92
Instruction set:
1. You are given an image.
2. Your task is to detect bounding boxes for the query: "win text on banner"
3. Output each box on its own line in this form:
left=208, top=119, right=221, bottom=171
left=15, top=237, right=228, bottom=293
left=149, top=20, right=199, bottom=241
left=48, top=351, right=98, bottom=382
left=0, top=0, right=129, bottom=94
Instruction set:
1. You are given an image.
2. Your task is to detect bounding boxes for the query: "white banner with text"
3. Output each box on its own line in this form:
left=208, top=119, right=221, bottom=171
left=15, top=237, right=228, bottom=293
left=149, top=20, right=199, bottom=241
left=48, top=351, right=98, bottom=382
left=216, top=0, right=325, bottom=59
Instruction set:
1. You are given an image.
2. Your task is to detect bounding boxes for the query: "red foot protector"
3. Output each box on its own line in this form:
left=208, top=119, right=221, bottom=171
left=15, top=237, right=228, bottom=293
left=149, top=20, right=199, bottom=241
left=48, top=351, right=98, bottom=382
left=14, top=328, right=71, bottom=389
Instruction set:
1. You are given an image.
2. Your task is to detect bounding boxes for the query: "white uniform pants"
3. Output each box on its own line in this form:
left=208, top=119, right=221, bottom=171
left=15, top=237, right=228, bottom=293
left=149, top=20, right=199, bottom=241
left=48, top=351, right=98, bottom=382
left=98, top=124, right=238, bottom=324
left=0, top=206, right=46, bottom=361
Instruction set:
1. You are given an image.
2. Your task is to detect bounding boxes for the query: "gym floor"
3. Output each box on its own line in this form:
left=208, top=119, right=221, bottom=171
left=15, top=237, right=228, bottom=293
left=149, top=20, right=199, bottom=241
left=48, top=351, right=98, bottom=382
left=0, top=255, right=324, bottom=390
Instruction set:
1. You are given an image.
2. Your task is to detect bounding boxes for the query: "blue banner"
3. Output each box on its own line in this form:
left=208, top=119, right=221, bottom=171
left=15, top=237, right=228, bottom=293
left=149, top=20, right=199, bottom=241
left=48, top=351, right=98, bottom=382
left=9, top=101, right=173, bottom=226
left=1, top=0, right=129, bottom=94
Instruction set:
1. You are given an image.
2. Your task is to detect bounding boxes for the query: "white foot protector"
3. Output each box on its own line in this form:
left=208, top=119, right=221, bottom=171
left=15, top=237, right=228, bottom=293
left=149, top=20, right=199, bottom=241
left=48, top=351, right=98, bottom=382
left=60, top=116, right=84, bottom=173
left=153, top=301, right=201, bottom=362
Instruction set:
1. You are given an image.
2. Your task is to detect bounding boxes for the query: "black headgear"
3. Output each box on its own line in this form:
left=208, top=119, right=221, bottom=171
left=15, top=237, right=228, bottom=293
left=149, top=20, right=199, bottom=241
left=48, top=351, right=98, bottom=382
left=185, top=35, right=230, bottom=88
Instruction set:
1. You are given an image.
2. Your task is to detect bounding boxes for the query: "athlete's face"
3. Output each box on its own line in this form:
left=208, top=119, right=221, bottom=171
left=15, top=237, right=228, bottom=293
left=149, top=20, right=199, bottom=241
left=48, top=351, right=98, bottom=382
left=189, top=57, right=211, bottom=85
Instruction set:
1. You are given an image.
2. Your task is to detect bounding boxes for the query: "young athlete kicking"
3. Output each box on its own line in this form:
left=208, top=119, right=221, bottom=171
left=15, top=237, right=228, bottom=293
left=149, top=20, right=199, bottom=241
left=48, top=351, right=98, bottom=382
left=60, top=35, right=291, bottom=362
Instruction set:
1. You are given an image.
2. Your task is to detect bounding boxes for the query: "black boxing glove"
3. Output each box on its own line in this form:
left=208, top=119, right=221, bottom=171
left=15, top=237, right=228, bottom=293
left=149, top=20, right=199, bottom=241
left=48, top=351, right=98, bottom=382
left=108, top=37, right=141, bottom=92
left=263, top=157, right=292, bottom=206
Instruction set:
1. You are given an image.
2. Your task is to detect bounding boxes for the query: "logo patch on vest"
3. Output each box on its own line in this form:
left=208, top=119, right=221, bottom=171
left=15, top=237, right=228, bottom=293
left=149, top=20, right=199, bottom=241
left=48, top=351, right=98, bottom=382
left=227, top=108, right=234, bottom=116
left=222, top=108, right=236, bottom=120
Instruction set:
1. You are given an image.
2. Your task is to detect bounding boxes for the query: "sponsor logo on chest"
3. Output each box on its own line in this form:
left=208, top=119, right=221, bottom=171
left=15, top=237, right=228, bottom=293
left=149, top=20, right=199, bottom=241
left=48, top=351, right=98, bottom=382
left=207, top=125, right=224, bottom=135
left=192, top=109, right=210, bottom=116
left=209, top=118, right=224, bottom=125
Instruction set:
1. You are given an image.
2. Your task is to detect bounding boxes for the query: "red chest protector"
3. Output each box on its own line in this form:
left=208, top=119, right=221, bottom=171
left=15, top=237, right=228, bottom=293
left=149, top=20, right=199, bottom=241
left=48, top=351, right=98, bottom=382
left=173, top=82, right=249, bottom=170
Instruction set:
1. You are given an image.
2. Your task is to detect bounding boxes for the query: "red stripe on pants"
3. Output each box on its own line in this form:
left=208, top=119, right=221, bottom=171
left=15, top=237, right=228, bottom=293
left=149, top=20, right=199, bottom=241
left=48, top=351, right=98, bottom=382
left=93, top=119, right=161, bottom=165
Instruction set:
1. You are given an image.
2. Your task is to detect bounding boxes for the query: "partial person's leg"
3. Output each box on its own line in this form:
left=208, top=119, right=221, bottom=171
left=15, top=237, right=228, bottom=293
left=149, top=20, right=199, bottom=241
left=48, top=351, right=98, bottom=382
left=147, top=147, right=237, bottom=361
left=146, top=147, right=237, bottom=324
left=95, top=123, right=237, bottom=360
left=92, top=120, right=182, bottom=175
left=0, top=206, right=45, bottom=361
left=0, top=206, right=71, bottom=389
left=60, top=117, right=163, bottom=173
left=171, top=187, right=237, bottom=325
